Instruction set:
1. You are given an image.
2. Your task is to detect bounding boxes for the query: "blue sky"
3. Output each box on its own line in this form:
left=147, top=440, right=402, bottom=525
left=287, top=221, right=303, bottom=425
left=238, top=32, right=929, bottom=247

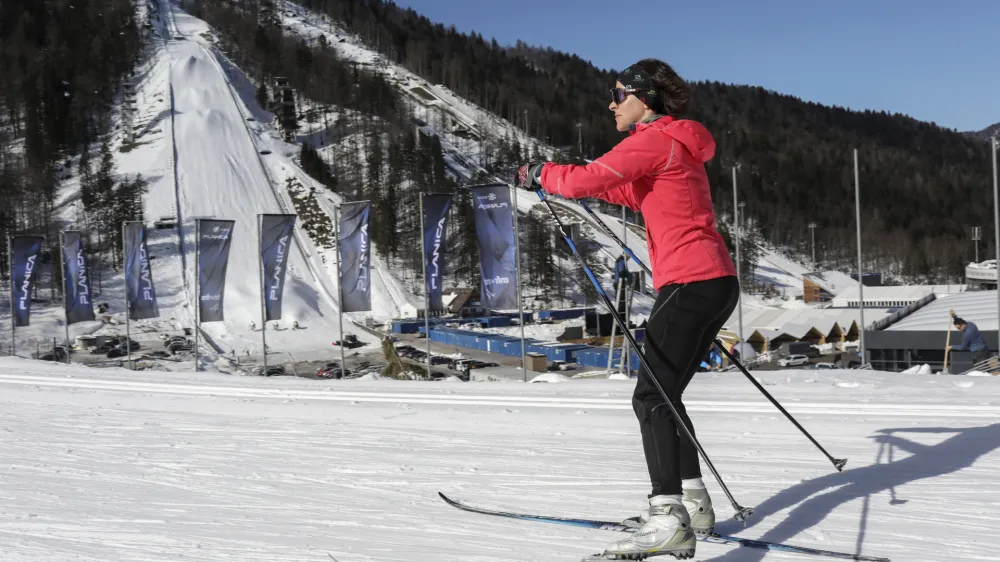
left=390, top=0, right=999, bottom=132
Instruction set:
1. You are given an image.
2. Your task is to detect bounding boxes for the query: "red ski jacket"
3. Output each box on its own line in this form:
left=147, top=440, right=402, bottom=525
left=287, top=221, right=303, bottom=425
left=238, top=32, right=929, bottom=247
left=539, top=115, right=737, bottom=290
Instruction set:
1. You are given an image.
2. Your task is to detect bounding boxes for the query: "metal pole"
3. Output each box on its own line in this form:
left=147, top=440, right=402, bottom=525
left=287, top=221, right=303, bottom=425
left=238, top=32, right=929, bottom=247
left=419, top=194, right=431, bottom=378
left=59, top=232, right=70, bottom=364
left=993, top=137, right=999, bottom=350
left=122, top=223, right=133, bottom=370
left=733, top=166, right=743, bottom=344
left=511, top=186, right=527, bottom=381
left=194, top=219, right=200, bottom=372
left=258, top=215, right=268, bottom=375
left=854, top=149, right=866, bottom=363
left=607, top=277, right=622, bottom=374
left=973, top=227, right=980, bottom=263
left=9, top=236, right=14, bottom=357
left=334, top=206, right=346, bottom=379
left=809, top=222, right=817, bottom=266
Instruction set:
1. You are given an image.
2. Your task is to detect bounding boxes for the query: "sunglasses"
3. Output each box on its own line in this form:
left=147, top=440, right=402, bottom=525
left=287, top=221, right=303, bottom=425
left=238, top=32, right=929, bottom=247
left=610, top=87, right=648, bottom=104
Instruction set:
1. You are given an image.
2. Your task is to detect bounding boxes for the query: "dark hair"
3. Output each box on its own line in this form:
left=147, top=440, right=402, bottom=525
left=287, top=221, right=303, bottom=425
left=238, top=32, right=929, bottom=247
left=954, top=317, right=966, bottom=326
left=633, top=58, right=690, bottom=116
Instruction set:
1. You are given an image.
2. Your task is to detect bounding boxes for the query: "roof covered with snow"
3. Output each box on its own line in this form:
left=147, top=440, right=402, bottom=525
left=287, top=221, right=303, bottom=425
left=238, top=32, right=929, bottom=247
left=723, top=306, right=896, bottom=341
left=833, top=285, right=967, bottom=305
left=885, top=290, right=1000, bottom=331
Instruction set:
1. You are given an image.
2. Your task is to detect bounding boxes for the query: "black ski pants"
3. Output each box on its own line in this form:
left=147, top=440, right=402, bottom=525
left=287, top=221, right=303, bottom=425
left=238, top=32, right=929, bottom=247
left=633, top=275, right=740, bottom=498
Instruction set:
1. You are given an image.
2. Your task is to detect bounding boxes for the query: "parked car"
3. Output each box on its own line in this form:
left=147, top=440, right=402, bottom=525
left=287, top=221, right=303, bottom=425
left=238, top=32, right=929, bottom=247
left=253, top=365, right=286, bottom=377
left=808, top=362, right=841, bottom=370
left=778, top=354, right=810, bottom=367
left=548, top=361, right=577, bottom=371
left=316, top=362, right=340, bottom=376
left=153, top=216, right=177, bottom=229
left=779, top=341, right=820, bottom=358
left=91, top=344, right=114, bottom=355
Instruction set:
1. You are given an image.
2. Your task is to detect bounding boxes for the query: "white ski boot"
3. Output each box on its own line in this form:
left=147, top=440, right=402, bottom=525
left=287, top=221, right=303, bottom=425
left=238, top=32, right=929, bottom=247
left=623, top=485, right=715, bottom=537
left=602, top=496, right=695, bottom=560
left=681, top=487, right=715, bottom=536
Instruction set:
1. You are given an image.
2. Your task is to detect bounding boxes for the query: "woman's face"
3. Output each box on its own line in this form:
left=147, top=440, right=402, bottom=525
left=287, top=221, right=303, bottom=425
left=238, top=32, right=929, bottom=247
left=609, top=81, right=652, bottom=132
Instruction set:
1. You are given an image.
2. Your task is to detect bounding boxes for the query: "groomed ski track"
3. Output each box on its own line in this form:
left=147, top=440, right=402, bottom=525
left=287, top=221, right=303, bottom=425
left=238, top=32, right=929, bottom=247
left=0, top=372, right=997, bottom=418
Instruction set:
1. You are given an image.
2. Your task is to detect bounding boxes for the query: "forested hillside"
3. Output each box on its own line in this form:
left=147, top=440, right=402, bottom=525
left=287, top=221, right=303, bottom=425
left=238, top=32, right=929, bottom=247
left=1, top=0, right=148, bottom=280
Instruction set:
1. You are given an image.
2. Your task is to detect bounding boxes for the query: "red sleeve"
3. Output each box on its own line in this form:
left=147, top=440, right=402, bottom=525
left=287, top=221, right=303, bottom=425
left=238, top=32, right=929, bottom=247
left=587, top=183, right=639, bottom=210
left=538, top=131, right=670, bottom=211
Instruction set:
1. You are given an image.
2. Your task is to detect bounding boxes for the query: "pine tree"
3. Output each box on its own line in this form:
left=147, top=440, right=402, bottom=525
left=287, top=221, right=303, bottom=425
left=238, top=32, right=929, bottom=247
left=381, top=138, right=403, bottom=258
left=429, top=134, right=447, bottom=191
left=451, top=188, right=479, bottom=287
left=256, top=81, right=270, bottom=111
left=365, top=131, right=384, bottom=201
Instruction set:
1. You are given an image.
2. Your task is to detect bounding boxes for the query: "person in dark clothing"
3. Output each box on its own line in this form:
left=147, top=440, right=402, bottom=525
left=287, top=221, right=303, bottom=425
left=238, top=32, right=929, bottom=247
left=948, top=315, right=989, bottom=366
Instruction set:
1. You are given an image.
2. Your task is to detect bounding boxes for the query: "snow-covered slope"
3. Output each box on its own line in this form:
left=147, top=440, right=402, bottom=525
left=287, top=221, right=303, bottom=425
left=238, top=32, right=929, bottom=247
left=2, top=358, right=998, bottom=561
left=154, top=3, right=383, bottom=358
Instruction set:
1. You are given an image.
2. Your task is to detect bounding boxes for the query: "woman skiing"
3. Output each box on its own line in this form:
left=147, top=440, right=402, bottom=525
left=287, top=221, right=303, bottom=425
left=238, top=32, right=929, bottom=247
left=514, top=58, right=739, bottom=560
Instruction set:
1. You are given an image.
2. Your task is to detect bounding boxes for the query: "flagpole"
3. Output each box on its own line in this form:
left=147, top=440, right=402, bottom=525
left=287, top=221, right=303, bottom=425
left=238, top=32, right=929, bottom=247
left=258, top=214, right=268, bottom=375
left=8, top=236, right=14, bottom=358
left=854, top=149, right=866, bottom=364
left=194, top=219, right=200, bottom=372
left=122, top=223, right=133, bottom=370
left=993, top=136, right=999, bottom=356
left=419, top=193, right=431, bottom=377
left=60, top=232, right=70, bottom=364
left=334, top=206, right=346, bottom=379
left=511, top=186, right=527, bottom=381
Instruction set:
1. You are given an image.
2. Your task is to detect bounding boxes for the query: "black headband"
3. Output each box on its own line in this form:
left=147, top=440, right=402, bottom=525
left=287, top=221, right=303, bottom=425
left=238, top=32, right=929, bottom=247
left=617, top=66, right=655, bottom=91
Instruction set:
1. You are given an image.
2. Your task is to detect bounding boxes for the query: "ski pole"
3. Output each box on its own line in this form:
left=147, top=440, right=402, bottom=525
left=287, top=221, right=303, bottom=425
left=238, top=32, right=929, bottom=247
left=574, top=196, right=848, bottom=472
left=533, top=188, right=755, bottom=524
left=713, top=342, right=847, bottom=471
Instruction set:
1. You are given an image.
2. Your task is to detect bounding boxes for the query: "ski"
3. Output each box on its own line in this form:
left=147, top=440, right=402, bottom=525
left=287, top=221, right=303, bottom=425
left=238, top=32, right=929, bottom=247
left=438, top=493, right=890, bottom=562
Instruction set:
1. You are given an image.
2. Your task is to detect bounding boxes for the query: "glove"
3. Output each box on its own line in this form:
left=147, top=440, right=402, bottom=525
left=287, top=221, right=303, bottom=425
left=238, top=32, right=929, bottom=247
left=514, top=162, right=545, bottom=190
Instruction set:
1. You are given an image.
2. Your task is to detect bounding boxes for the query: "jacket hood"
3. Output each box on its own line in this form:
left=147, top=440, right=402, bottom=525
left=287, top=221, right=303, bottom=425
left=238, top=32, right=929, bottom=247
left=630, top=115, right=716, bottom=163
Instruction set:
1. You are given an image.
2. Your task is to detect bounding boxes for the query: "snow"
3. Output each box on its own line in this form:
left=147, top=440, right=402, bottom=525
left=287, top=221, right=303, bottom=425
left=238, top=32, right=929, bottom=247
left=1, top=359, right=999, bottom=561
left=529, top=373, right=571, bottom=384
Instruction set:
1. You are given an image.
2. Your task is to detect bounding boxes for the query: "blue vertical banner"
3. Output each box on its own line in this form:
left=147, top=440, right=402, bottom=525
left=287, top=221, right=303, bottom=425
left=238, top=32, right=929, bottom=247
left=338, top=201, right=372, bottom=313
left=260, top=214, right=296, bottom=321
left=470, top=184, right=518, bottom=310
left=422, top=194, right=452, bottom=313
left=124, top=222, right=160, bottom=320
left=60, top=231, right=96, bottom=325
left=9, top=235, right=44, bottom=327
left=197, top=219, right=235, bottom=323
